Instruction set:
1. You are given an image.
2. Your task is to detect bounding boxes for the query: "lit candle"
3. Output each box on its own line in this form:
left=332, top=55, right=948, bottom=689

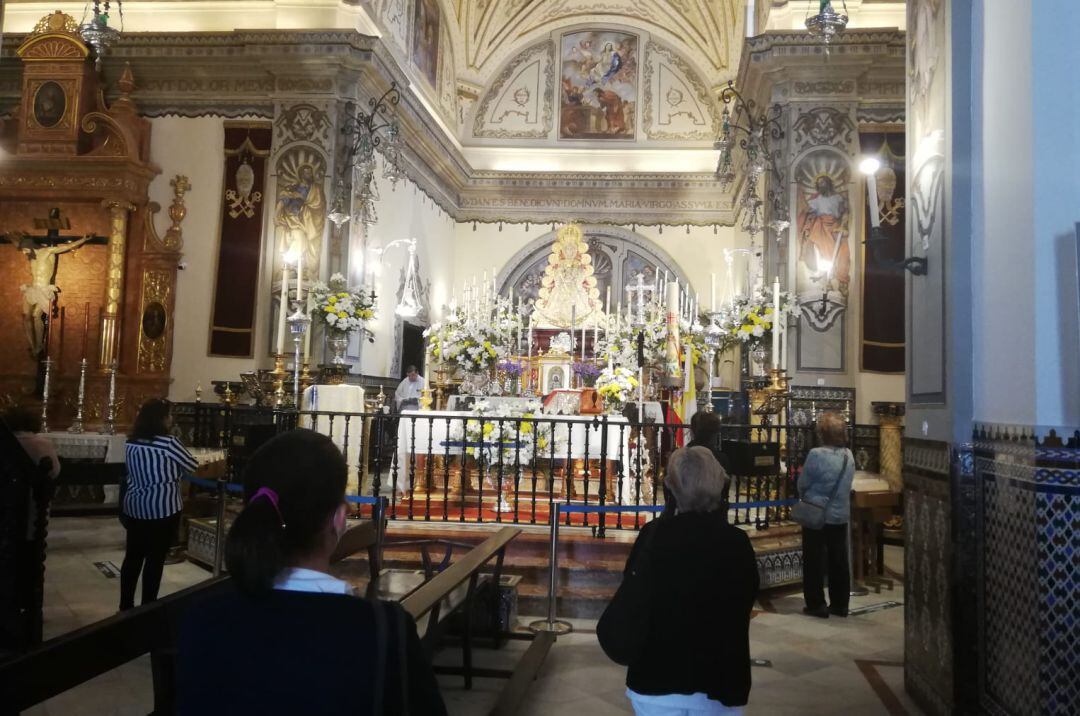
left=80, top=302, right=89, bottom=360
left=866, top=168, right=881, bottom=230
left=276, top=254, right=291, bottom=354
left=711, top=273, right=717, bottom=312
left=771, top=277, right=780, bottom=369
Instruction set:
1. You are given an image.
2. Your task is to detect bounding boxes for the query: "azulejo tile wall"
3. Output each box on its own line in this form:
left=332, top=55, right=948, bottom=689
left=973, top=424, right=1080, bottom=716
left=903, top=438, right=955, bottom=716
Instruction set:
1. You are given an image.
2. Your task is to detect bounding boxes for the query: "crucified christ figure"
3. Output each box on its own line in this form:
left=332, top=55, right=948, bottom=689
left=15, top=232, right=93, bottom=356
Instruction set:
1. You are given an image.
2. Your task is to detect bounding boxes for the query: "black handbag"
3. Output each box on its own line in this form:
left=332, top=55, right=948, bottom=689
left=597, top=526, right=657, bottom=665
left=791, top=453, right=849, bottom=530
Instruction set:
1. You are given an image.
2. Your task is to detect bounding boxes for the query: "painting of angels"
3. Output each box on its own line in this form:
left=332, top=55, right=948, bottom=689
left=559, top=31, right=638, bottom=140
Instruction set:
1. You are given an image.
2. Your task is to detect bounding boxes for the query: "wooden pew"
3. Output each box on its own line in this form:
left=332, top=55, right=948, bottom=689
left=0, top=515, right=384, bottom=715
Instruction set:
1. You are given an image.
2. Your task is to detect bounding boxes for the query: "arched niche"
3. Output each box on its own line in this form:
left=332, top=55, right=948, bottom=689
left=497, top=225, right=690, bottom=311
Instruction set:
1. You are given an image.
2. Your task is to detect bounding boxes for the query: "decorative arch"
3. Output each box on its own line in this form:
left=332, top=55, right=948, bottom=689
left=497, top=225, right=690, bottom=311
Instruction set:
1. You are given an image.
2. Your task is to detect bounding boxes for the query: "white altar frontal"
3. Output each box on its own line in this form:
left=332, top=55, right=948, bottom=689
left=302, top=384, right=365, bottom=493
left=396, top=410, right=638, bottom=505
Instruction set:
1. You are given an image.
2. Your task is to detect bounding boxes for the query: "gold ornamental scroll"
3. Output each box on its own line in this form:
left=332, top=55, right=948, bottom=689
left=99, top=199, right=134, bottom=368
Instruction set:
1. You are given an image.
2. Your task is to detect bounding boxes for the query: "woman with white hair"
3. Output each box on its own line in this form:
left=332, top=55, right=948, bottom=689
left=599, top=446, right=759, bottom=715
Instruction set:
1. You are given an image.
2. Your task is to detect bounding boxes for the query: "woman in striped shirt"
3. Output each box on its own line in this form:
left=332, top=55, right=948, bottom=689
left=120, top=398, right=197, bottom=610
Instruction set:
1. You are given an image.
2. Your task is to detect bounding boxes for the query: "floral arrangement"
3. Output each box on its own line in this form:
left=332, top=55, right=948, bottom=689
left=424, top=310, right=506, bottom=374
left=598, top=304, right=667, bottom=367
left=309, top=273, right=375, bottom=334
left=448, top=400, right=561, bottom=465
left=572, top=361, right=602, bottom=387
left=497, top=359, right=523, bottom=377
left=712, top=290, right=795, bottom=353
left=596, top=366, right=640, bottom=413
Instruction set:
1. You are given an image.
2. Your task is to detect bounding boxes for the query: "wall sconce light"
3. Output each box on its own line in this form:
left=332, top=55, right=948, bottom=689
left=860, top=155, right=928, bottom=276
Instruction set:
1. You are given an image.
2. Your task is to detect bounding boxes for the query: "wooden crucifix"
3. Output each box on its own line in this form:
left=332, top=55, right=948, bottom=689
left=2, top=208, right=108, bottom=360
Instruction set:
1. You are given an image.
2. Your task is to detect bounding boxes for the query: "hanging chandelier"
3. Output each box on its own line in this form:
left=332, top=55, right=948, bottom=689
left=79, top=0, right=123, bottom=71
left=376, top=239, right=422, bottom=319
left=805, top=0, right=849, bottom=45
left=333, top=82, right=405, bottom=228
left=714, top=81, right=788, bottom=244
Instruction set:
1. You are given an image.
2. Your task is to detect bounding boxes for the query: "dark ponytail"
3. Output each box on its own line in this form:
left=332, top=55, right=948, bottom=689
left=225, top=429, right=348, bottom=597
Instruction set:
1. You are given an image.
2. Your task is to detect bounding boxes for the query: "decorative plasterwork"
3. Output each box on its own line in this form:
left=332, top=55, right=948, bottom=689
left=472, top=41, right=555, bottom=139
left=458, top=0, right=741, bottom=81
left=0, top=30, right=739, bottom=227
left=641, top=40, right=717, bottom=141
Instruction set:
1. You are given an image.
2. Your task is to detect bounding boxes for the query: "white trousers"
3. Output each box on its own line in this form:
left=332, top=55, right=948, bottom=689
left=627, top=689, right=744, bottom=716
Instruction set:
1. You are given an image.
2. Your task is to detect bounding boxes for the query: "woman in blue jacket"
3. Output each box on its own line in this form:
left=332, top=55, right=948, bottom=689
left=798, top=412, right=855, bottom=618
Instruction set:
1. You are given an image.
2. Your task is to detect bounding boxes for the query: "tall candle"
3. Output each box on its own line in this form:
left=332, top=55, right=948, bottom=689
left=295, top=251, right=303, bottom=300
left=571, top=303, right=577, bottom=360
left=581, top=323, right=587, bottom=363
left=779, top=306, right=788, bottom=371
left=276, top=259, right=290, bottom=354
left=771, top=277, right=781, bottom=369
left=491, top=266, right=496, bottom=299
left=711, top=273, right=717, bottom=312
left=80, top=302, right=89, bottom=359
left=693, top=293, right=699, bottom=324
left=605, top=285, right=611, bottom=316
left=636, top=273, right=645, bottom=323
left=866, top=169, right=881, bottom=229
left=58, top=305, right=66, bottom=366
left=303, top=294, right=312, bottom=363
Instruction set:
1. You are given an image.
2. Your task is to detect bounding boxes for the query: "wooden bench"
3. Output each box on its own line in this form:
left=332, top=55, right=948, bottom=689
left=0, top=515, right=384, bottom=715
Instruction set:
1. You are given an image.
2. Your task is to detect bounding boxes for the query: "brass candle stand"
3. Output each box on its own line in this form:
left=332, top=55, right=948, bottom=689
left=271, top=353, right=288, bottom=408
left=748, top=368, right=790, bottom=421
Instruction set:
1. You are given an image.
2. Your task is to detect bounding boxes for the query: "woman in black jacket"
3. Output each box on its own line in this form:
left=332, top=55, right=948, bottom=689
left=176, top=429, right=446, bottom=715
left=603, top=446, right=759, bottom=714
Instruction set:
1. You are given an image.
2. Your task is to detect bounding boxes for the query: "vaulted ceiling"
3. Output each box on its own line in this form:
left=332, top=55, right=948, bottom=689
left=444, top=0, right=745, bottom=85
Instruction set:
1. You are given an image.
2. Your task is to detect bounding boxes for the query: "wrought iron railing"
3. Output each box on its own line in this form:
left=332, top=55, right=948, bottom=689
left=171, top=403, right=858, bottom=533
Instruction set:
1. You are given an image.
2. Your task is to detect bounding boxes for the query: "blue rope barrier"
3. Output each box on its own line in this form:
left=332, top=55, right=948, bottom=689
left=559, top=498, right=797, bottom=515
left=181, top=474, right=244, bottom=493
left=345, top=495, right=382, bottom=505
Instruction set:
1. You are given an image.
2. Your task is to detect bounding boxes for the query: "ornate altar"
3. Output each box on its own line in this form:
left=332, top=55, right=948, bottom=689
left=0, top=12, right=183, bottom=429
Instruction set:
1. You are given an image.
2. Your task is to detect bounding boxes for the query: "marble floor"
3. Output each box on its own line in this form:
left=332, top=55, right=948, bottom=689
left=26, top=516, right=922, bottom=716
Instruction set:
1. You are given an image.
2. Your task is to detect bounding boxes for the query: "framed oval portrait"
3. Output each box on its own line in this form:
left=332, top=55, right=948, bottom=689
left=141, top=301, right=168, bottom=340
left=33, top=81, right=67, bottom=129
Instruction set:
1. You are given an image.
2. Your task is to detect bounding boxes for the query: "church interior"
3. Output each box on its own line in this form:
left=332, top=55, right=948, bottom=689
left=0, top=1, right=1077, bottom=714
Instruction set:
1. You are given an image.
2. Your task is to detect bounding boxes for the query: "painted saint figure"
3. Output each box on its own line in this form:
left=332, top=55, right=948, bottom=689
left=274, top=163, right=326, bottom=279
left=798, top=174, right=850, bottom=295
left=17, top=233, right=93, bottom=355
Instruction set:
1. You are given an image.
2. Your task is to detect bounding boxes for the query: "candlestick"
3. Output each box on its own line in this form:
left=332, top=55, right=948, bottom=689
left=40, top=357, right=52, bottom=433
left=605, top=285, right=611, bottom=316
left=69, top=357, right=88, bottom=433
left=581, top=323, right=587, bottom=364
left=771, top=277, right=780, bottom=369
left=101, top=361, right=118, bottom=435
left=526, top=316, right=534, bottom=393
left=570, top=304, right=576, bottom=356
left=44, top=298, right=55, bottom=358
left=277, top=256, right=291, bottom=354
left=58, top=306, right=66, bottom=371
left=711, top=273, right=717, bottom=312
left=81, top=302, right=90, bottom=359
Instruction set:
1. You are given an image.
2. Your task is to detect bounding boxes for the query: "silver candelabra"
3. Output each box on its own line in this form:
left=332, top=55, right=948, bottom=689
left=69, top=358, right=89, bottom=433
left=288, top=309, right=311, bottom=409
left=101, top=362, right=118, bottom=435
left=40, top=357, right=53, bottom=433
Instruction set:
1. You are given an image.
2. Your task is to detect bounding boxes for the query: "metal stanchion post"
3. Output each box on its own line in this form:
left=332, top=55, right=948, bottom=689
left=213, top=478, right=227, bottom=577
left=529, top=502, right=573, bottom=635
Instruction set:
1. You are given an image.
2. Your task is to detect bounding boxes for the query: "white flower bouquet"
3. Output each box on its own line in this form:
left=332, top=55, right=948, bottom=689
left=424, top=311, right=506, bottom=374
left=309, top=273, right=375, bottom=335
left=596, top=366, right=640, bottom=414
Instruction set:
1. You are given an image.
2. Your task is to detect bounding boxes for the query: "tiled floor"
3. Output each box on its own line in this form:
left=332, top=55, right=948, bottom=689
left=27, top=516, right=923, bottom=715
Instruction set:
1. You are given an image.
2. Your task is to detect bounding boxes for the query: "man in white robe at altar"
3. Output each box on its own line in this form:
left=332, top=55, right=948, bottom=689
left=395, top=365, right=425, bottom=411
